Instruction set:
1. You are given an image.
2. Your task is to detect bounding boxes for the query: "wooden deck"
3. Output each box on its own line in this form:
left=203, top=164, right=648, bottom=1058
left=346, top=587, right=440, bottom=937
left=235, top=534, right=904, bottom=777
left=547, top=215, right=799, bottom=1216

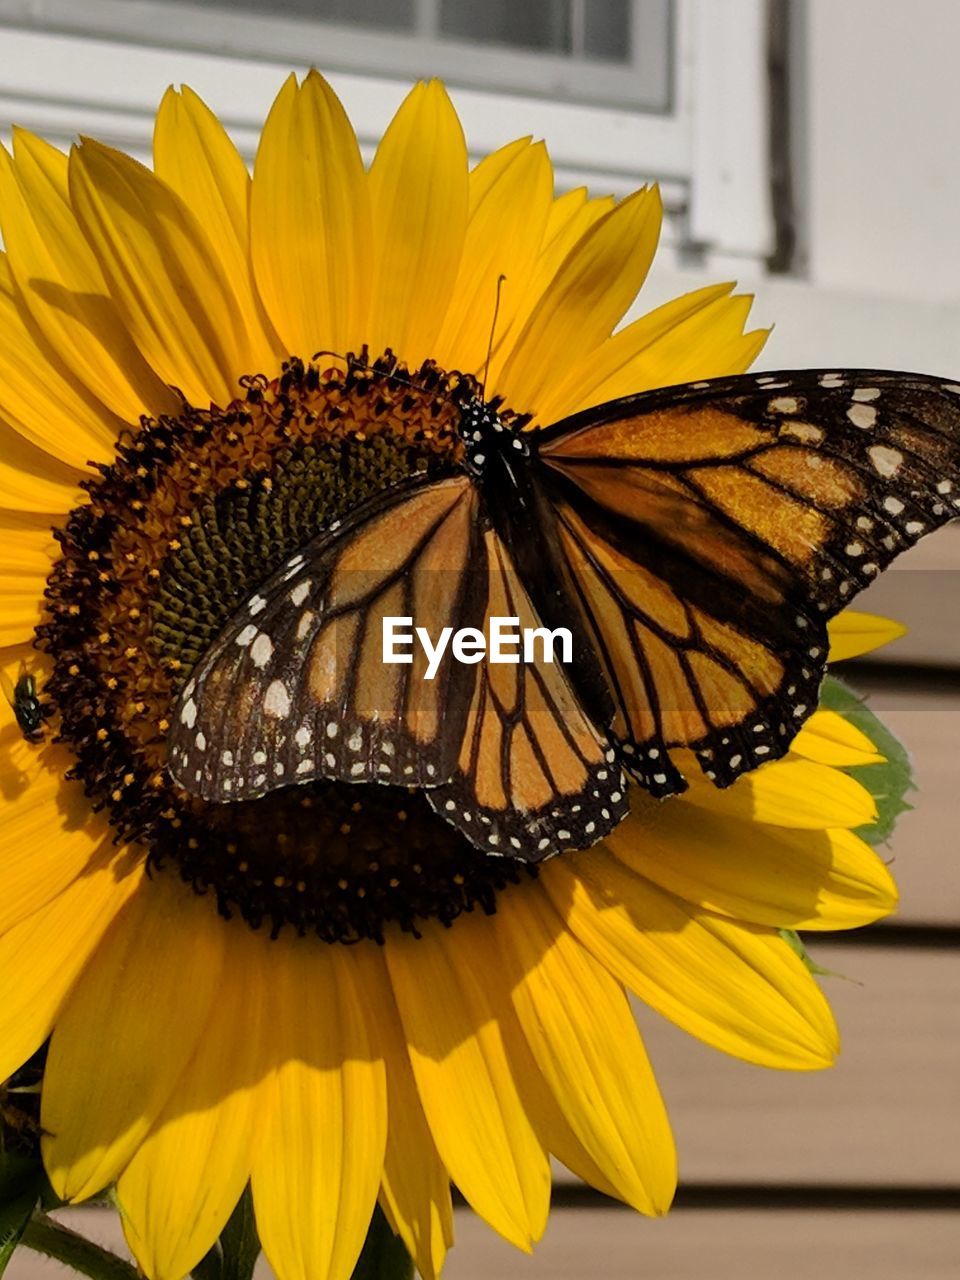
left=9, top=524, right=960, bottom=1280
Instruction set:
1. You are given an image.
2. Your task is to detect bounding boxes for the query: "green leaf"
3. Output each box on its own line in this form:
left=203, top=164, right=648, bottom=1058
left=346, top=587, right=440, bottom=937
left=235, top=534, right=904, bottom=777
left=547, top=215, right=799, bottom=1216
left=779, top=928, right=839, bottom=976
left=192, top=1186, right=260, bottom=1280
left=0, top=1151, right=43, bottom=1276
left=351, top=1206, right=413, bottom=1280
left=218, top=1186, right=260, bottom=1280
left=818, top=675, right=915, bottom=844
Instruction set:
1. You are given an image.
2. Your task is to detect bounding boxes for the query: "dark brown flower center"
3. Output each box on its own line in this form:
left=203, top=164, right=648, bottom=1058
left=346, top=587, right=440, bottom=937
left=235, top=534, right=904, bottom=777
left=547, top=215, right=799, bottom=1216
left=38, top=353, right=536, bottom=942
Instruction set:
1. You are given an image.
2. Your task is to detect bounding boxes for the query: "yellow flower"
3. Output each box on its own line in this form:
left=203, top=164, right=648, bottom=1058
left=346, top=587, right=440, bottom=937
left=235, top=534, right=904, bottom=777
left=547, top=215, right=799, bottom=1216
left=0, top=72, right=901, bottom=1280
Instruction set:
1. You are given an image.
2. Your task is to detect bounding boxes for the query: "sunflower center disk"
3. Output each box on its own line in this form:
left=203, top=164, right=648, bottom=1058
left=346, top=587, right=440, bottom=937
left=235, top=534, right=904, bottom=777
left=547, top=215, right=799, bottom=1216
left=39, top=354, right=535, bottom=941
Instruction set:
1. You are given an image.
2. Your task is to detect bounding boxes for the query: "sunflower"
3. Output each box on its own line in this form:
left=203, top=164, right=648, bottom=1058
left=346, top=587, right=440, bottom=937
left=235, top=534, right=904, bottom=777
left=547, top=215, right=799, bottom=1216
left=0, top=73, right=902, bottom=1280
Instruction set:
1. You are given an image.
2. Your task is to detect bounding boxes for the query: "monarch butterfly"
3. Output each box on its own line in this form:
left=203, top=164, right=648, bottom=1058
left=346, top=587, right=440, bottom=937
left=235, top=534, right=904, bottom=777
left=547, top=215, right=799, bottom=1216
left=168, top=367, right=960, bottom=860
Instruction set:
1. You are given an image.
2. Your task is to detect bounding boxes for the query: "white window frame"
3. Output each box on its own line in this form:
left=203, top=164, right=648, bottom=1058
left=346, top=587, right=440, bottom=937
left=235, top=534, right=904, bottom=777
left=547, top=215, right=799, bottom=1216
left=0, top=0, right=774, bottom=270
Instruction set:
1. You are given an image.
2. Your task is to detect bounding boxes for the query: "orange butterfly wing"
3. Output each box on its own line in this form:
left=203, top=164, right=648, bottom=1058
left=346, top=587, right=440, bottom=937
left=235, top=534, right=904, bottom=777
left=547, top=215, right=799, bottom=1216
left=534, top=369, right=960, bottom=792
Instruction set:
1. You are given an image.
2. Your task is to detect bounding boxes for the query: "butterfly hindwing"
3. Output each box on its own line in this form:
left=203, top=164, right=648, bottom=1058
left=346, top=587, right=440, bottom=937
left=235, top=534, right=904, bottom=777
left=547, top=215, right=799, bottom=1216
left=427, top=528, right=629, bottom=857
left=532, top=369, right=960, bottom=791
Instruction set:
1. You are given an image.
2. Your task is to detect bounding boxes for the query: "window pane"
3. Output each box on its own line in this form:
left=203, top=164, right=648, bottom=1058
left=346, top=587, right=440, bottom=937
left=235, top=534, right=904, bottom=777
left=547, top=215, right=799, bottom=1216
left=582, top=0, right=631, bottom=62
left=439, top=0, right=572, bottom=54
left=232, top=0, right=415, bottom=30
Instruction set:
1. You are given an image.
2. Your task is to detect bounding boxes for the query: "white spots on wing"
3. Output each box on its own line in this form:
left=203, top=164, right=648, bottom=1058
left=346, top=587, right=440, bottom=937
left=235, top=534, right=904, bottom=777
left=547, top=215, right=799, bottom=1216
left=852, top=386, right=881, bottom=403
left=847, top=403, right=877, bottom=430
left=253, top=750, right=266, bottom=765
left=325, top=752, right=336, bottom=768
left=222, top=778, right=233, bottom=792
left=195, top=731, right=206, bottom=752
left=820, top=373, right=844, bottom=388
left=282, top=555, right=305, bottom=581
left=295, top=725, right=312, bottom=748
left=905, top=520, right=925, bottom=535
left=297, top=758, right=315, bottom=775
left=754, top=745, right=770, bottom=756
left=937, top=479, right=953, bottom=494
left=883, top=496, right=905, bottom=515
left=381, top=740, right=395, bottom=756
left=180, top=698, right=197, bottom=728
left=781, top=420, right=823, bottom=444
left=221, top=749, right=234, bottom=766
left=769, top=395, right=800, bottom=414
left=248, top=594, right=267, bottom=616
left=347, top=730, right=363, bottom=752
left=326, top=722, right=339, bottom=739
left=729, top=754, right=743, bottom=769
left=251, top=633, right=274, bottom=668
left=869, top=445, right=903, bottom=477
left=274, top=761, right=285, bottom=776
left=235, top=623, right=258, bottom=647
left=444, top=799, right=456, bottom=812
left=863, top=562, right=878, bottom=575
left=845, top=541, right=864, bottom=557
left=944, top=383, right=960, bottom=394
left=653, top=772, right=667, bottom=785
left=290, top=580, right=311, bottom=607
left=856, top=516, right=874, bottom=531
left=264, top=680, right=291, bottom=718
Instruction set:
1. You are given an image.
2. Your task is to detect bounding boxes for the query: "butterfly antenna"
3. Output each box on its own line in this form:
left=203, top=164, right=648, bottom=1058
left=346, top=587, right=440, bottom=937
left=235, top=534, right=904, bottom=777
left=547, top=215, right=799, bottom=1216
left=481, top=274, right=507, bottom=401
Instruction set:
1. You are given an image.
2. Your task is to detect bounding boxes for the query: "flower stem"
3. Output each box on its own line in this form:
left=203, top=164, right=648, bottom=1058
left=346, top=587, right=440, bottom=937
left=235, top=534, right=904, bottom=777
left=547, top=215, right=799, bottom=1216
left=351, top=1206, right=413, bottom=1280
left=20, top=1212, right=141, bottom=1280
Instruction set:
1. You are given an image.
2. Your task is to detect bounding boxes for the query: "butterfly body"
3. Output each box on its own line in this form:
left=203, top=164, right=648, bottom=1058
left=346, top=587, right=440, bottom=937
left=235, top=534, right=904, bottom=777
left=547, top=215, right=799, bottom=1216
left=168, top=368, right=960, bottom=860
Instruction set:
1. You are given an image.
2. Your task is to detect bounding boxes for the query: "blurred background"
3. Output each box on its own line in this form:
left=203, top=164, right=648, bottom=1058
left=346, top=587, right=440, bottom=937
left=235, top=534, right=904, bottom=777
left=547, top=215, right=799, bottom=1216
left=0, top=2, right=957, bottom=1277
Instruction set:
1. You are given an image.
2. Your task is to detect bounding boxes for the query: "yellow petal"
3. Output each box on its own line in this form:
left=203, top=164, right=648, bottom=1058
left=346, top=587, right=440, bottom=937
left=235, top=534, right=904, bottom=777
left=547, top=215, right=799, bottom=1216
left=0, top=843, right=143, bottom=1083
left=680, top=753, right=878, bottom=829
left=43, top=874, right=226, bottom=1202
left=791, top=708, right=884, bottom=767
left=69, top=139, right=255, bottom=408
left=577, top=292, right=768, bottom=410
left=494, top=886, right=676, bottom=1215
left=117, top=915, right=273, bottom=1280
left=544, top=849, right=839, bottom=1069
left=0, top=422, right=82, bottom=513
left=0, top=510, right=57, bottom=645
left=250, top=72, right=370, bottom=360
left=154, top=86, right=283, bottom=377
left=608, top=803, right=898, bottom=931
left=828, top=610, right=907, bottom=661
left=384, top=916, right=550, bottom=1251
left=365, top=952, right=453, bottom=1280
left=0, top=256, right=123, bottom=470
left=367, top=80, right=469, bottom=367
left=253, top=936, right=386, bottom=1280
left=432, top=139, right=553, bottom=376
left=485, top=188, right=613, bottom=396
left=0, top=716, right=112, bottom=935
left=497, top=186, right=662, bottom=416
left=0, top=133, right=179, bottom=422
left=550, top=284, right=762, bottom=418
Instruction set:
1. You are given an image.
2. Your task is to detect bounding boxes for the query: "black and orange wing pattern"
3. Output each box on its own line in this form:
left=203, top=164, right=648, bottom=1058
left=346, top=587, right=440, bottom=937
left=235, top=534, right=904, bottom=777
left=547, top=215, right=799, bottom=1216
left=168, top=474, right=628, bottom=858
left=533, top=369, right=960, bottom=794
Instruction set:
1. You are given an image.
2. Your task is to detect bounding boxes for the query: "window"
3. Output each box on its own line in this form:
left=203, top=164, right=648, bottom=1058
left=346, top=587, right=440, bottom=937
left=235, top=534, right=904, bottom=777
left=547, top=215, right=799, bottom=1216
left=0, top=0, right=775, bottom=271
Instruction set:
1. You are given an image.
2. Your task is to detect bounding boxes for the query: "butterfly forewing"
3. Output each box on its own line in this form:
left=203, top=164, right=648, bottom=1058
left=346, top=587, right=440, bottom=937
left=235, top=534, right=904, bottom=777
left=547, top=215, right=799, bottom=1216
left=534, top=369, right=960, bottom=791
left=168, top=476, right=484, bottom=800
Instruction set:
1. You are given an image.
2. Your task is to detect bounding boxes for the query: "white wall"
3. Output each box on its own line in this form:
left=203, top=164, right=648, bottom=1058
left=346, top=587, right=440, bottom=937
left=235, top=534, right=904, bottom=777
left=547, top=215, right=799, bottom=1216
left=806, top=0, right=960, bottom=304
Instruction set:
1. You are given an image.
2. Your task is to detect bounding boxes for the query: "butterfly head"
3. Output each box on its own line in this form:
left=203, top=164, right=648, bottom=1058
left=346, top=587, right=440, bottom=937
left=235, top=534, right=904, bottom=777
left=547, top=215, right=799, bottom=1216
left=457, top=394, right=531, bottom=477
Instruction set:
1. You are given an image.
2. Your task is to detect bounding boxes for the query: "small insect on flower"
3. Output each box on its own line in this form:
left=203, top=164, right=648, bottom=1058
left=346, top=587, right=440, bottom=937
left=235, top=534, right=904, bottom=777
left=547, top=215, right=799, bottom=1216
left=1, top=671, right=45, bottom=743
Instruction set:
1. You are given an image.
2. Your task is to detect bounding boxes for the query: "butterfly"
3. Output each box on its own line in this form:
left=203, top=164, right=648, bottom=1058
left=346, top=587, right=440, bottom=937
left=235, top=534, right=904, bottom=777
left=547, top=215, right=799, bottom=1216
left=168, top=368, right=960, bottom=859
